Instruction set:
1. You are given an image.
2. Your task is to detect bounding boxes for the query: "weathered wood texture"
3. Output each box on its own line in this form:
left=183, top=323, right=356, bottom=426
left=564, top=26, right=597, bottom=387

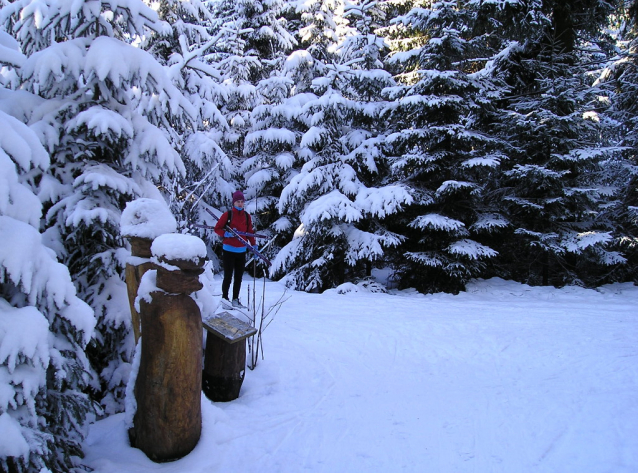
left=202, top=333, right=247, bottom=402
left=202, top=312, right=256, bottom=402
left=155, top=255, right=204, bottom=294
left=129, top=236, right=153, bottom=258
left=155, top=266, right=204, bottom=293
left=125, top=236, right=154, bottom=343
left=125, top=260, right=155, bottom=343
left=129, top=291, right=202, bottom=462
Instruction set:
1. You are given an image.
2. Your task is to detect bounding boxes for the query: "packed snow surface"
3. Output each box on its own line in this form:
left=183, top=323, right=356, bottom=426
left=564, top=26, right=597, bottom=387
left=83, top=277, right=638, bottom=473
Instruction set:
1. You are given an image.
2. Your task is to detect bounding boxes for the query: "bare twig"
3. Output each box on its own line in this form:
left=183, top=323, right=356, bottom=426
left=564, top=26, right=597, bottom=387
left=246, top=278, right=289, bottom=370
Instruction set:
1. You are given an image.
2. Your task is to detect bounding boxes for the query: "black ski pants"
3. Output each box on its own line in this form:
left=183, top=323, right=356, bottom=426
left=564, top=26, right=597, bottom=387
left=222, top=250, right=246, bottom=300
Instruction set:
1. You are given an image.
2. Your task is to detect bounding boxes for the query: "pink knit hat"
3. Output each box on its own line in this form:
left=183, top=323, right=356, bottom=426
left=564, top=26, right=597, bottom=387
left=232, top=190, right=245, bottom=202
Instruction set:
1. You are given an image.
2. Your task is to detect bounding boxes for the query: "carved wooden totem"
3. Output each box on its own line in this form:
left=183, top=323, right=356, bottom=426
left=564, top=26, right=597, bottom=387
left=128, top=251, right=204, bottom=462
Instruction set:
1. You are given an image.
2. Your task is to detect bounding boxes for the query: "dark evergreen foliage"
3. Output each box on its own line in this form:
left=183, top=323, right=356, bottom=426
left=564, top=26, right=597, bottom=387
left=380, top=0, right=503, bottom=293
left=598, top=0, right=638, bottom=284
left=486, top=0, right=626, bottom=287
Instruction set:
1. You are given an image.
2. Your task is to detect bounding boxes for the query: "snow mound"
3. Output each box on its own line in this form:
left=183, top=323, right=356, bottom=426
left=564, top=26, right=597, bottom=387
left=151, top=233, right=207, bottom=262
left=120, top=198, right=176, bottom=239
left=327, top=280, right=388, bottom=295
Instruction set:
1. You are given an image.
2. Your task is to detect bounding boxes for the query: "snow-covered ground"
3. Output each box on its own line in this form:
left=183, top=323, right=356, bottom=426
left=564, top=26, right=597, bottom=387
left=83, top=277, right=638, bottom=473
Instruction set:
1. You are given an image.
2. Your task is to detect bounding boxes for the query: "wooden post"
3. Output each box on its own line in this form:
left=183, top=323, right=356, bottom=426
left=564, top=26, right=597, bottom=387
left=202, top=312, right=257, bottom=402
left=120, top=198, right=177, bottom=343
left=129, top=250, right=204, bottom=462
left=124, top=236, right=154, bottom=343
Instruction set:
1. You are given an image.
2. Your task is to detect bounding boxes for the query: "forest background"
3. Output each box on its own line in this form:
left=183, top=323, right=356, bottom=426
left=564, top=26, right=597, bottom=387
left=1, top=0, right=637, bottom=471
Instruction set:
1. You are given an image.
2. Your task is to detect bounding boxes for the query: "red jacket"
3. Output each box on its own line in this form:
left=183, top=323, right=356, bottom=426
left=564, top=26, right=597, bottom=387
left=214, top=208, right=256, bottom=249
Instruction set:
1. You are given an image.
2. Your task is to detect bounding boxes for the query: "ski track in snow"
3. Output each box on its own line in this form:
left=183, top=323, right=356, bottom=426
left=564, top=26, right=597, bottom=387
left=83, top=279, right=638, bottom=473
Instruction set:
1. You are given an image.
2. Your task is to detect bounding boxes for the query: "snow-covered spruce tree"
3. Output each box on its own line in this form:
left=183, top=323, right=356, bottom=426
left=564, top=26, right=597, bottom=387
left=242, top=69, right=296, bottom=240
left=0, top=0, right=195, bottom=413
left=597, top=0, right=638, bottom=283
left=487, top=0, right=623, bottom=286
left=0, top=82, right=95, bottom=470
left=243, top=61, right=320, bottom=271
left=207, top=0, right=264, bottom=179
left=228, top=0, right=298, bottom=235
left=379, top=0, right=504, bottom=293
left=269, top=0, right=346, bottom=290
left=295, top=0, right=350, bottom=62
left=139, top=0, right=237, bottom=233
left=271, top=0, right=411, bottom=291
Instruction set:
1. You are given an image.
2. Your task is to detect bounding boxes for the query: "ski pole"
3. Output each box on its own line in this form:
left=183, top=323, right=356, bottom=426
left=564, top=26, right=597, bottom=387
left=191, top=222, right=268, bottom=238
left=205, top=208, right=272, bottom=267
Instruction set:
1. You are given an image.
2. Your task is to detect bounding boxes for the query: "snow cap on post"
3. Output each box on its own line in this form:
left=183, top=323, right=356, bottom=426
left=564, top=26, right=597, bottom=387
left=232, top=190, right=245, bottom=203
left=151, top=233, right=207, bottom=293
left=120, top=198, right=177, bottom=240
left=151, top=233, right=207, bottom=265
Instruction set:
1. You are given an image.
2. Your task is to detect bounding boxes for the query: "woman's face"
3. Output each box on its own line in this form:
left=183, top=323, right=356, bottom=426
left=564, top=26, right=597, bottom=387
left=234, top=199, right=245, bottom=209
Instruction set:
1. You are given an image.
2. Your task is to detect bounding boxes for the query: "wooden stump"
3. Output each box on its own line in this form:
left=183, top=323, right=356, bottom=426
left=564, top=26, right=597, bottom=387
left=129, top=291, right=202, bottom=462
left=202, top=312, right=256, bottom=402
left=203, top=336, right=246, bottom=402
